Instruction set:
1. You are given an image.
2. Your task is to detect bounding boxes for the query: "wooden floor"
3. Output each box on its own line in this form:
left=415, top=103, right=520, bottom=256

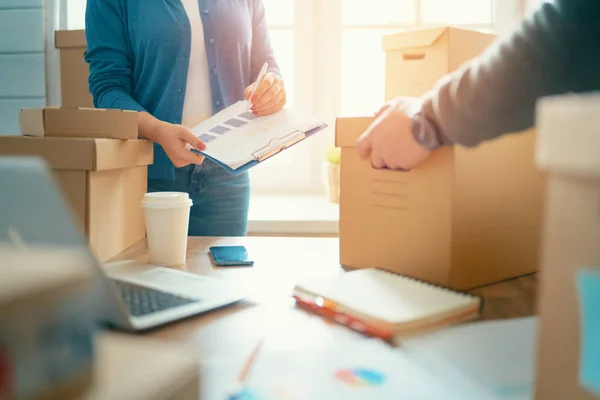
left=469, top=273, right=538, bottom=321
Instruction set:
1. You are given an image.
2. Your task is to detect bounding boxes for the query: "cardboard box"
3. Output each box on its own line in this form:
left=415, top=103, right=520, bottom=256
left=382, top=26, right=497, bottom=100
left=534, top=94, right=600, bottom=399
left=336, top=117, right=545, bottom=290
left=0, top=246, right=96, bottom=400
left=333, top=25, right=543, bottom=290
left=0, top=136, right=153, bottom=262
left=55, top=30, right=93, bottom=108
left=19, top=107, right=138, bottom=139
left=82, top=333, right=199, bottom=400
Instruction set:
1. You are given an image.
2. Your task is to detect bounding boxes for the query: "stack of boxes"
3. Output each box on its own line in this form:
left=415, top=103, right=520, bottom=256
left=0, top=247, right=96, bottom=400
left=0, top=29, right=153, bottom=262
left=54, top=30, right=94, bottom=109
left=534, top=94, right=600, bottom=399
left=1, top=246, right=200, bottom=400
left=335, top=27, right=546, bottom=290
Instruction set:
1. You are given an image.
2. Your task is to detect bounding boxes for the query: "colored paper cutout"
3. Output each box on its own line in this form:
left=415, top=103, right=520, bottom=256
left=199, top=134, right=217, bottom=143
left=576, top=268, right=600, bottom=397
left=209, top=125, right=231, bottom=135
left=231, top=388, right=262, bottom=400
left=334, top=368, right=386, bottom=387
left=224, top=118, right=247, bottom=128
left=238, top=112, right=259, bottom=120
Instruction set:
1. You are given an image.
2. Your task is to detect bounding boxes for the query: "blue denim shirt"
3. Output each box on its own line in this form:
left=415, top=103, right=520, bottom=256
left=84, top=0, right=281, bottom=180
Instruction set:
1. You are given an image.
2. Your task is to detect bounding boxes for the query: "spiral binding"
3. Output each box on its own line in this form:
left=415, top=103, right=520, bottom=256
left=371, top=267, right=485, bottom=313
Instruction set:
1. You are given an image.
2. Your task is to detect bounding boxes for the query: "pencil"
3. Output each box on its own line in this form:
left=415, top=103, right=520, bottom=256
left=228, top=338, right=265, bottom=399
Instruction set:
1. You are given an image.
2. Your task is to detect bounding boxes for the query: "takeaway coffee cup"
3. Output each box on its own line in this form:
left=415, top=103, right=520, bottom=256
left=141, top=192, right=192, bottom=266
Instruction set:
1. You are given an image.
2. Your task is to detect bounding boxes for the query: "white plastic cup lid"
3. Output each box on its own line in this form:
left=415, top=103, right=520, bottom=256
left=141, top=192, right=192, bottom=208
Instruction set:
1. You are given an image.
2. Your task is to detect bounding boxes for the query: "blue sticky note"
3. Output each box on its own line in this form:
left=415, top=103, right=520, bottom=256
left=576, top=268, right=600, bottom=396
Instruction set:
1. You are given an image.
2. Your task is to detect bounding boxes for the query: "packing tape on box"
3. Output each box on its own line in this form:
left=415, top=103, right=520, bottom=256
left=576, top=268, right=600, bottom=397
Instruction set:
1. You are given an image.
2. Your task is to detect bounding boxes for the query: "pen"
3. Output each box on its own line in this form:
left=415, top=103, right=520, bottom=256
left=246, top=62, right=269, bottom=112
left=227, top=338, right=265, bottom=400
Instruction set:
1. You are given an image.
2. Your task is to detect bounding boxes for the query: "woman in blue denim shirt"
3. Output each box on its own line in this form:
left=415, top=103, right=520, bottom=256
left=84, top=0, right=286, bottom=236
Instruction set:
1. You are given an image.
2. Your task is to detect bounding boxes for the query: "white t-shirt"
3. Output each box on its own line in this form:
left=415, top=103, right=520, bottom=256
left=180, top=0, right=213, bottom=128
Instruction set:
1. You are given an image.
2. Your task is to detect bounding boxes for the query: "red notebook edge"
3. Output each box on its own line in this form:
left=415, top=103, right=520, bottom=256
left=292, top=289, right=481, bottom=343
left=292, top=291, right=395, bottom=342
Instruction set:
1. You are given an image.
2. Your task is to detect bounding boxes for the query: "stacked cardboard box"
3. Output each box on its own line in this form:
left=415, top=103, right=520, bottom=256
left=82, top=333, right=200, bottom=400
left=55, top=30, right=93, bottom=108
left=534, top=94, right=600, bottom=399
left=336, top=27, right=546, bottom=290
left=0, top=247, right=97, bottom=400
left=0, top=29, right=152, bottom=262
left=1, top=247, right=200, bottom=400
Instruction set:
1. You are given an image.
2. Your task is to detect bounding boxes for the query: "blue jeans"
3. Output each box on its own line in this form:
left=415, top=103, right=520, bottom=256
left=147, top=160, right=250, bottom=236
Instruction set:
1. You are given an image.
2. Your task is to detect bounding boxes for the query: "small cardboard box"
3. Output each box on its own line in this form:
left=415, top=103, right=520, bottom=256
left=336, top=117, right=545, bottom=290
left=0, top=136, right=153, bottom=262
left=382, top=26, right=497, bottom=100
left=55, top=30, right=93, bottom=108
left=82, top=333, right=199, bottom=400
left=0, top=246, right=97, bottom=400
left=19, top=107, right=138, bottom=139
left=534, top=94, right=600, bottom=399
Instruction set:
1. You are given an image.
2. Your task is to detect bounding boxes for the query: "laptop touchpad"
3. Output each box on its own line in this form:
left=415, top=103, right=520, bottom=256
left=137, top=268, right=210, bottom=286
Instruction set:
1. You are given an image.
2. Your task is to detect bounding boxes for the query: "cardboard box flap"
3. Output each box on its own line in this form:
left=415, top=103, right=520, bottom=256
left=0, top=247, right=93, bottom=312
left=0, top=136, right=153, bottom=171
left=19, top=107, right=139, bottom=140
left=94, top=139, right=153, bottom=170
left=55, top=30, right=86, bottom=49
left=536, top=93, right=600, bottom=176
left=335, top=117, right=375, bottom=148
left=18, top=108, right=46, bottom=137
left=85, top=333, right=199, bottom=399
left=382, top=26, right=448, bottom=51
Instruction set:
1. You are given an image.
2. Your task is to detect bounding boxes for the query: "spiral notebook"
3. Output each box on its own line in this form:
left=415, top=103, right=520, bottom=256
left=293, top=269, right=481, bottom=342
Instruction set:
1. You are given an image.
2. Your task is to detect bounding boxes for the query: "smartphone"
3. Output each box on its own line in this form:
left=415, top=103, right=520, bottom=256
left=209, top=245, right=254, bottom=267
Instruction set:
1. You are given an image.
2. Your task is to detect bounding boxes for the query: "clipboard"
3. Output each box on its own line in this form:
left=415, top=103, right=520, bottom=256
left=189, top=101, right=327, bottom=175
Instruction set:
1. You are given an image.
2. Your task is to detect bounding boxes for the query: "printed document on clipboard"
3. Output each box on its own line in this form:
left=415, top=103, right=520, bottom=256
left=190, top=101, right=327, bottom=174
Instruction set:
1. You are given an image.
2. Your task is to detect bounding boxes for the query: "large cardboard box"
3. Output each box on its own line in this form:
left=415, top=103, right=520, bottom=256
left=0, top=136, right=153, bottom=262
left=19, top=107, right=138, bottom=140
left=55, top=30, right=93, bottom=108
left=82, top=333, right=200, bottom=399
left=534, top=94, right=600, bottom=399
left=382, top=26, right=497, bottom=100
left=0, top=247, right=96, bottom=400
left=333, top=25, right=544, bottom=290
left=336, top=116, right=545, bottom=290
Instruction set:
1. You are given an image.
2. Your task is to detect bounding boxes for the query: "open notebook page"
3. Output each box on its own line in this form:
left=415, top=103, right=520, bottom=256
left=190, top=101, right=324, bottom=170
left=295, top=269, right=479, bottom=326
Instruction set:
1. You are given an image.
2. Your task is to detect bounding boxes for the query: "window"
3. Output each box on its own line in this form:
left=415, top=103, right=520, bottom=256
left=66, top=0, right=85, bottom=30
left=339, top=0, right=497, bottom=118
left=246, top=0, right=315, bottom=193
left=61, top=0, right=527, bottom=197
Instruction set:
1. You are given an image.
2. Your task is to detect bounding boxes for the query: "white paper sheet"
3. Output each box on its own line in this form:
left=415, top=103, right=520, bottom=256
left=191, top=101, right=324, bottom=170
left=400, top=317, right=537, bottom=399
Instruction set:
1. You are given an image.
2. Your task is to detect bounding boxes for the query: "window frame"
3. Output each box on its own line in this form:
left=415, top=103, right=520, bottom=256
left=54, top=0, right=528, bottom=196
left=273, top=0, right=525, bottom=196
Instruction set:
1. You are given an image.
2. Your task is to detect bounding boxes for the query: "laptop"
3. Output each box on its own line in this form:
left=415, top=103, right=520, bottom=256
left=0, top=156, right=246, bottom=332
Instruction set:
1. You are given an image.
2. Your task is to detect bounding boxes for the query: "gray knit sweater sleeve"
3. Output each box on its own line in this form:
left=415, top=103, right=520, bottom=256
left=421, top=0, right=600, bottom=147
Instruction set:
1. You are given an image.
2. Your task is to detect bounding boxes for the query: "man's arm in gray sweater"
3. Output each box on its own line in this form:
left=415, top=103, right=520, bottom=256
left=421, top=0, right=600, bottom=147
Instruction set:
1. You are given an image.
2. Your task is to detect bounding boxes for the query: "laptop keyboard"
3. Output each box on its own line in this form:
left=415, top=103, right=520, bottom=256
left=110, top=279, right=201, bottom=317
